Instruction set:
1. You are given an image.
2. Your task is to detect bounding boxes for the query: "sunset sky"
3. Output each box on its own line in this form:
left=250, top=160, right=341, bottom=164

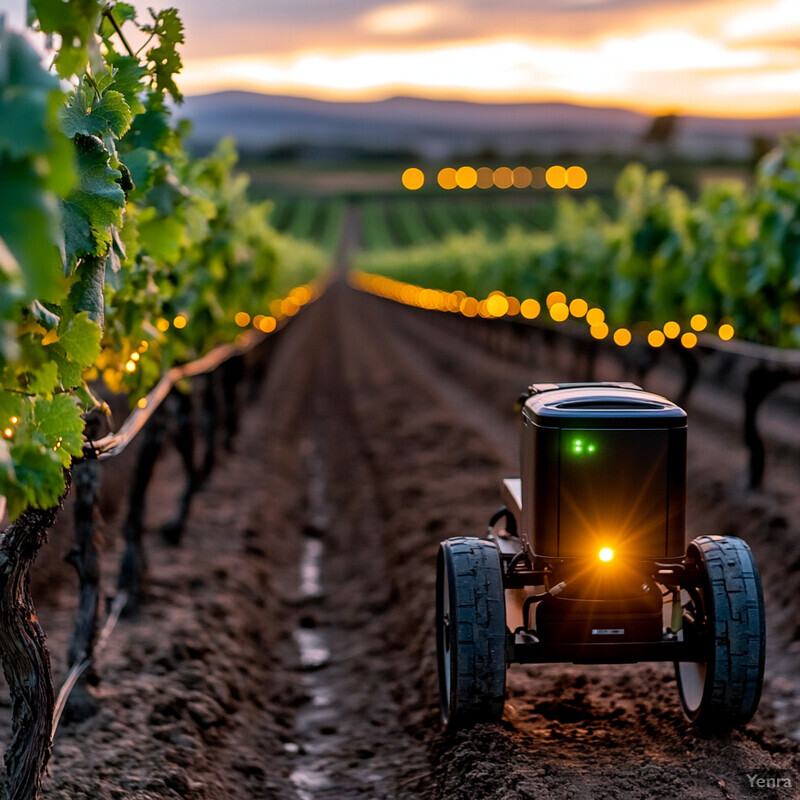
left=4, top=0, right=800, bottom=116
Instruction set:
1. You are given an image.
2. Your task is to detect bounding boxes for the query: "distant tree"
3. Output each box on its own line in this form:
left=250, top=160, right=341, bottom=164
left=642, top=114, right=680, bottom=161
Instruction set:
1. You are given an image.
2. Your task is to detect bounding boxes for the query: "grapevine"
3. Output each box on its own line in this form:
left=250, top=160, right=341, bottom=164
left=355, top=151, right=800, bottom=348
left=0, top=2, right=326, bottom=520
left=0, top=4, right=326, bottom=796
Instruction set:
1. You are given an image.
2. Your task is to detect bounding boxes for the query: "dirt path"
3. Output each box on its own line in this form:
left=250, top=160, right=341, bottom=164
left=3, top=268, right=797, bottom=798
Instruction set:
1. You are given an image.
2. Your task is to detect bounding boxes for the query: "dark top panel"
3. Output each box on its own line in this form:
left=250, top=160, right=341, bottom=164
left=523, top=385, right=687, bottom=429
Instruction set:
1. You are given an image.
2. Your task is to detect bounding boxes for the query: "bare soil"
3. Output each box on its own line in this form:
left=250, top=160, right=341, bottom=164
left=2, top=275, right=799, bottom=799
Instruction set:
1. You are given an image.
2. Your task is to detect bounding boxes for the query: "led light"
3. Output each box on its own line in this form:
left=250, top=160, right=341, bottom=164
left=401, top=167, right=424, bottom=190
left=520, top=298, right=540, bottom=319
left=690, top=314, right=707, bottom=332
left=599, top=547, right=613, bottom=562
left=586, top=307, right=605, bottom=326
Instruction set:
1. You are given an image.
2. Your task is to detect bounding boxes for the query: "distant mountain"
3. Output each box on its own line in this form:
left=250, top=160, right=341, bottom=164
left=175, top=91, right=800, bottom=160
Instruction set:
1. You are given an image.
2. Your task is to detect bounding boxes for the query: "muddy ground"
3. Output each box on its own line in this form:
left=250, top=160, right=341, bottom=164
left=1, top=267, right=799, bottom=798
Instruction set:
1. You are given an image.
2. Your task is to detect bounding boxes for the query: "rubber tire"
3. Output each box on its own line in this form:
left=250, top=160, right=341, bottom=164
left=436, top=537, right=506, bottom=728
left=675, top=535, right=765, bottom=731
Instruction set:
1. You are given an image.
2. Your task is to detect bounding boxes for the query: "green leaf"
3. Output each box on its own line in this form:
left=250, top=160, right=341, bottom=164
left=48, top=349, right=82, bottom=389
left=137, top=214, right=184, bottom=263
left=93, top=90, right=133, bottom=138
left=63, top=134, right=125, bottom=266
left=58, top=310, right=102, bottom=366
left=144, top=9, right=185, bottom=103
left=68, top=254, right=107, bottom=327
left=0, top=158, right=64, bottom=301
left=0, top=29, right=61, bottom=159
left=5, top=442, right=65, bottom=519
left=106, top=54, right=147, bottom=116
left=61, top=84, right=133, bottom=139
left=31, top=0, right=104, bottom=78
left=34, top=393, right=84, bottom=458
left=26, top=361, right=60, bottom=396
left=29, top=300, right=60, bottom=330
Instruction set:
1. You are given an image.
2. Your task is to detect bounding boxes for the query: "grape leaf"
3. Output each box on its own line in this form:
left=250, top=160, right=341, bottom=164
left=25, top=361, right=60, bottom=396
left=68, top=254, right=107, bottom=327
left=144, top=9, right=185, bottom=103
left=0, top=158, right=64, bottom=301
left=34, top=394, right=84, bottom=458
left=5, top=442, right=65, bottom=520
left=105, top=54, right=147, bottom=117
left=58, top=311, right=102, bottom=366
left=62, top=134, right=125, bottom=266
left=0, top=28, right=61, bottom=159
left=29, top=300, right=60, bottom=330
left=30, top=0, right=104, bottom=78
left=61, top=84, right=133, bottom=139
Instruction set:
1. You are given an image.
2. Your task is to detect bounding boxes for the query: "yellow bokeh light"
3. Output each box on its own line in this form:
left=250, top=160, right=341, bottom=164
left=259, top=316, right=277, bottom=333
left=590, top=322, right=609, bottom=339
left=613, top=328, right=632, bottom=346
left=173, top=314, right=187, bottom=329
left=531, top=166, right=546, bottom=189
left=137, top=398, right=148, bottom=409
left=3, top=428, right=13, bottom=439
left=402, top=167, right=425, bottom=190
left=648, top=330, right=666, bottom=347
left=125, top=360, right=136, bottom=373
left=281, top=298, right=300, bottom=316
left=456, top=166, right=478, bottom=189
left=520, top=298, right=541, bottom=319
left=493, top=167, right=513, bottom=189
left=291, top=285, right=312, bottom=305
left=438, top=167, right=457, bottom=190
left=506, top=296, right=520, bottom=316
left=566, top=166, right=588, bottom=189
left=546, top=290, right=566, bottom=309
left=718, top=323, right=735, bottom=341
left=512, top=166, right=532, bottom=188
left=460, top=297, right=479, bottom=317
left=690, top=314, right=708, bottom=332
left=663, top=321, right=680, bottom=339
left=131, top=352, right=140, bottom=362
left=599, top=547, right=613, bottom=562
left=569, top=298, right=588, bottom=318
left=546, top=165, right=567, bottom=189
left=9, top=416, right=18, bottom=425
left=269, top=298, right=284, bottom=316
left=486, top=294, right=509, bottom=317
left=476, top=167, right=494, bottom=189
left=139, top=340, right=149, bottom=352
left=234, top=311, right=251, bottom=327
left=156, top=317, right=169, bottom=332
left=550, top=302, right=569, bottom=322
left=585, top=307, right=605, bottom=326
left=681, top=332, right=698, bottom=349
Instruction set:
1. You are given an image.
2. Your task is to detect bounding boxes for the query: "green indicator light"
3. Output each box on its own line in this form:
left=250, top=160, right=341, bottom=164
left=570, top=438, right=596, bottom=455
